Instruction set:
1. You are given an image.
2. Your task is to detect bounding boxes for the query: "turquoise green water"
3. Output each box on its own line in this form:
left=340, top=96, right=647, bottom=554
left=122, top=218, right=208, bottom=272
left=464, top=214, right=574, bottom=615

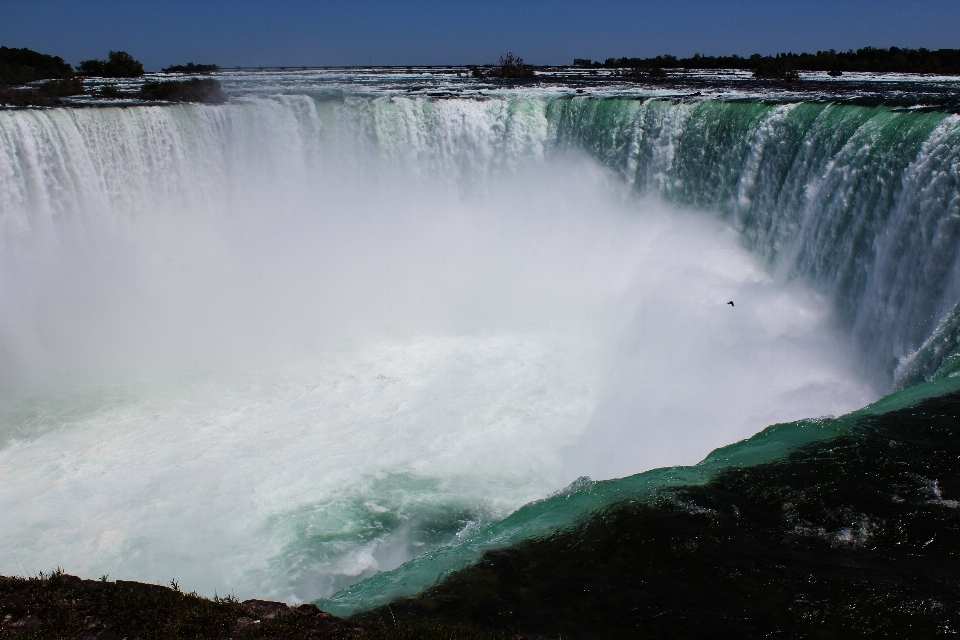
left=547, top=99, right=959, bottom=381
left=3, top=91, right=959, bottom=608
left=318, top=373, right=960, bottom=616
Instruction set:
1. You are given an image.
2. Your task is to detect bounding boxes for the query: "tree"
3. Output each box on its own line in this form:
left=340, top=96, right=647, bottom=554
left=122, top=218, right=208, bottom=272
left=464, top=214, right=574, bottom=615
left=0, top=46, right=73, bottom=86
left=491, top=53, right=534, bottom=79
left=79, top=51, right=144, bottom=78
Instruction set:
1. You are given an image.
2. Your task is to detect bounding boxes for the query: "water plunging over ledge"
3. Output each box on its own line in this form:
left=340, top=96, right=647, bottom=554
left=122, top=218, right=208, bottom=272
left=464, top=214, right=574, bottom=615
left=1, top=75, right=958, bottom=605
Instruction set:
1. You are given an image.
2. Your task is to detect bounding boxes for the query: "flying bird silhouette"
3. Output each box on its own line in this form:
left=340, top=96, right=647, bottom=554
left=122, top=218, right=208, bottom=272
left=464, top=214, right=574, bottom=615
left=727, top=301, right=735, bottom=307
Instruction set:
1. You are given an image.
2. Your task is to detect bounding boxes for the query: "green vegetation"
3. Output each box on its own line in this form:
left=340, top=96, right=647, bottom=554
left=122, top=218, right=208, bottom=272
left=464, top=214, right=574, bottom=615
left=140, top=78, right=227, bottom=103
left=0, top=46, right=73, bottom=86
left=0, top=87, right=62, bottom=106
left=95, top=84, right=122, bottom=98
left=162, top=62, right=221, bottom=74
left=0, top=47, right=228, bottom=105
left=0, top=570, right=526, bottom=639
left=39, top=77, right=85, bottom=96
left=78, top=50, right=144, bottom=77
left=598, top=46, right=960, bottom=75
left=0, top=52, right=83, bottom=107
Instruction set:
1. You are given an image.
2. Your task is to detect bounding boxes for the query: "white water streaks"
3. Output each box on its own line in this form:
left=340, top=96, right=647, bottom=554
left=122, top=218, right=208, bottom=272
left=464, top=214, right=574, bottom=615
left=0, top=93, right=894, bottom=602
left=54, top=66, right=960, bottom=110
left=548, top=100, right=960, bottom=383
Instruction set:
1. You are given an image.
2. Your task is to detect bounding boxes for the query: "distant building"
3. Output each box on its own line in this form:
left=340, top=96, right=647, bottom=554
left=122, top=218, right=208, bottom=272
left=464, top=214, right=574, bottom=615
left=573, top=59, right=592, bottom=67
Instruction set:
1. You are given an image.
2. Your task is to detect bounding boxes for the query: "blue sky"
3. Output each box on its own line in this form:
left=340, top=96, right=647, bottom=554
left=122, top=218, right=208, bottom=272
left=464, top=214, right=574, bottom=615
left=3, top=0, right=959, bottom=70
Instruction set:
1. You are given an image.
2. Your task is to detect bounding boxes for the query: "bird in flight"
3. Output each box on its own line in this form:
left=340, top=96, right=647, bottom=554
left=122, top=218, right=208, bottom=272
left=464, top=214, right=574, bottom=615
left=727, top=301, right=735, bottom=307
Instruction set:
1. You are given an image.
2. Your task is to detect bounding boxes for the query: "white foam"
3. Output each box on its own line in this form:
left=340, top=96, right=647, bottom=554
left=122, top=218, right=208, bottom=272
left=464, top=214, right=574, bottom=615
left=0, top=101, right=876, bottom=602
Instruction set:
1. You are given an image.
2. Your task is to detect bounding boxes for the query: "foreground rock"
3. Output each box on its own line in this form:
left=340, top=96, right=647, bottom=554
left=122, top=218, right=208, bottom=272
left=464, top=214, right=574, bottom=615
left=0, top=572, right=345, bottom=639
left=0, top=571, right=522, bottom=639
left=375, top=391, right=960, bottom=638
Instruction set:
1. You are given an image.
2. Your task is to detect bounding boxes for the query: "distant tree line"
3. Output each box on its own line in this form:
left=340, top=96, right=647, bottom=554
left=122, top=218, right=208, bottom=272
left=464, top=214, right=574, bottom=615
left=1, top=47, right=225, bottom=86
left=78, top=51, right=144, bottom=77
left=162, top=63, right=220, bottom=74
left=0, top=46, right=73, bottom=86
left=0, top=47, right=146, bottom=88
left=0, top=46, right=227, bottom=106
left=0, top=47, right=83, bottom=104
left=598, top=47, right=960, bottom=75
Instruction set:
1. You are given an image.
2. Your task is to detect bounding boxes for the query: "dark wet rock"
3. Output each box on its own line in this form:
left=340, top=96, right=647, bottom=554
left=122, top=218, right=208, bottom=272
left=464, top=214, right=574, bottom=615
left=242, top=598, right=291, bottom=620
left=297, top=603, right=323, bottom=616
left=373, top=392, right=960, bottom=639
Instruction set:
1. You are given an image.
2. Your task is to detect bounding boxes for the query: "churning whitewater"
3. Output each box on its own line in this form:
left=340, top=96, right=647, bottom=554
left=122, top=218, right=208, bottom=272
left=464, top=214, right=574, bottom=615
left=1, top=74, right=958, bottom=606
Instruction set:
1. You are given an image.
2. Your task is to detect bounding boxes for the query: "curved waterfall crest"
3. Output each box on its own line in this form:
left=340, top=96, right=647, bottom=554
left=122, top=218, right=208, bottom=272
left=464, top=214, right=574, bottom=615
left=2, top=88, right=960, bottom=610
left=3, top=95, right=958, bottom=385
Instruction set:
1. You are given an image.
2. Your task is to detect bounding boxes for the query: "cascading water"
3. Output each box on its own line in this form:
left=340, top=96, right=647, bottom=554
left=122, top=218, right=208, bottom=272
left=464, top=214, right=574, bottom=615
left=1, top=76, right=959, bottom=608
left=549, top=98, right=960, bottom=383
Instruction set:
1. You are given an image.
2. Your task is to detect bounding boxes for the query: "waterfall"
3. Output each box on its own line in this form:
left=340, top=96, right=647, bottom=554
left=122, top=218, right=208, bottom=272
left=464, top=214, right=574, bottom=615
left=1, top=91, right=957, bottom=604
left=548, top=98, right=960, bottom=384
left=4, top=97, right=958, bottom=385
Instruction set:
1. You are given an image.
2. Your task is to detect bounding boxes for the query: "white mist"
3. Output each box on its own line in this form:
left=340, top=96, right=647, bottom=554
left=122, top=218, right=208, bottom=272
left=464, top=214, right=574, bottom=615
left=0, top=100, right=875, bottom=602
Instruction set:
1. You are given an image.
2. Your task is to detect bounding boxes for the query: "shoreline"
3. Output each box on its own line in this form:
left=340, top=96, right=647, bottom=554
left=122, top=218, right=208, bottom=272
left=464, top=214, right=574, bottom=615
left=0, top=571, right=517, bottom=640
left=2, top=68, right=959, bottom=113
